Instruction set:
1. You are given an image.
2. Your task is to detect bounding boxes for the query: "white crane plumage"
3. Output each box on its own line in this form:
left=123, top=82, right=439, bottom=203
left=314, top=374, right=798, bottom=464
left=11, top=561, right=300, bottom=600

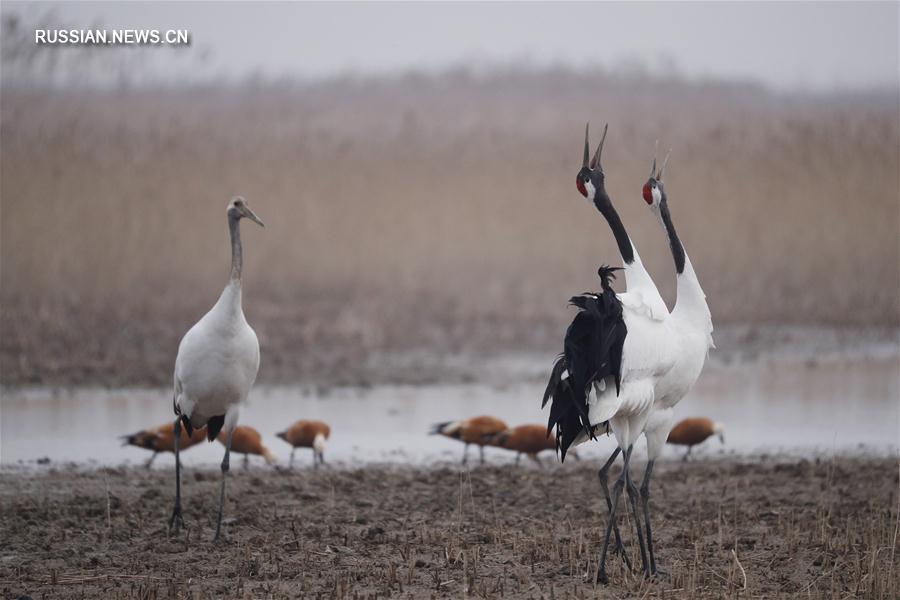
left=168, top=196, right=264, bottom=542
left=544, top=124, right=678, bottom=583
left=638, top=147, right=714, bottom=575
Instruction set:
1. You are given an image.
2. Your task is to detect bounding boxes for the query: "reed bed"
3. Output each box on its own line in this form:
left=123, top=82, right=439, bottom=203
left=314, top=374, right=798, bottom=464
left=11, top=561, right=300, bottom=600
left=1, top=70, right=897, bottom=384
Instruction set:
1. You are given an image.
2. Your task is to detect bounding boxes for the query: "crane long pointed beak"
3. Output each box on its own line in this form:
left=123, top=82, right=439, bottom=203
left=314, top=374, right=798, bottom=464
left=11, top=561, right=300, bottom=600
left=658, top=149, right=671, bottom=180
left=591, top=123, right=608, bottom=169
left=583, top=122, right=590, bottom=168
left=242, top=206, right=265, bottom=227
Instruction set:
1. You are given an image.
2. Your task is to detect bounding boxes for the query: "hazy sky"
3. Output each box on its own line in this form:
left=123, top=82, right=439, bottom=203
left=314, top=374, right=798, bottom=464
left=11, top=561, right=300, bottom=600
left=8, top=1, right=900, bottom=91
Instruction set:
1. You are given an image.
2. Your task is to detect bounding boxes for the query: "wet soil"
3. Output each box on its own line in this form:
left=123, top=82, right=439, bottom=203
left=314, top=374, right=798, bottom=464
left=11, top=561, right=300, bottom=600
left=1, top=456, right=897, bottom=599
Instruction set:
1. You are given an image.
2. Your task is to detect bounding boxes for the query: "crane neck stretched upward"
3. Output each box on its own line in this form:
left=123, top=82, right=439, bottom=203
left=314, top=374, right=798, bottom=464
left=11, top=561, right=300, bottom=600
left=594, top=191, right=667, bottom=316
left=657, top=201, right=685, bottom=275
left=655, top=199, right=712, bottom=336
left=595, top=192, right=635, bottom=265
left=228, top=211, right=243, bottom=284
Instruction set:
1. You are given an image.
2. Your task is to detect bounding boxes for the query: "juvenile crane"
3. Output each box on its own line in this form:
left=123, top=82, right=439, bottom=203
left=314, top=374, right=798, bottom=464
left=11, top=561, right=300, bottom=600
left=276, top=419, right=331, bottom=468
left=543, top=124, right=676, bottom=583
left=169, top=196, right=264, bottom=542
left=638, top=147, right=715, bottom=574
left=429, top=415, right=507, bottom=465
left=667, top=417, right=724, bottom=459
left=217, top=425, right=275, bottom=469
left=121, top=422, right=206, bottom=468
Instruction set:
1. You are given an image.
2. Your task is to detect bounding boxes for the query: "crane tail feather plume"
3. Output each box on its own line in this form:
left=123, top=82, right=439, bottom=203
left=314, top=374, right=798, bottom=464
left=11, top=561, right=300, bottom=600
left=543, top=265, right=627, bottom=461
left=178, top=415, right=193, bottom=439
left=206, top=415, right=225, bottom=442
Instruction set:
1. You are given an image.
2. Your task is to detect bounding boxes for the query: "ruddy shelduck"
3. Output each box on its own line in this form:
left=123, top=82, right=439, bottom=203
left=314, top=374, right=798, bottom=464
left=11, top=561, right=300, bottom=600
left=216, top=425, right=275, bottom=470
left=122, top=422, right=207, bottom=468
left=667, top=417, right=724, bottom=460
left=491, top=424, right=579, bottom=465
left=430, top=415, right=508, bottom=465
left=276, top=419, right=331, bottom=469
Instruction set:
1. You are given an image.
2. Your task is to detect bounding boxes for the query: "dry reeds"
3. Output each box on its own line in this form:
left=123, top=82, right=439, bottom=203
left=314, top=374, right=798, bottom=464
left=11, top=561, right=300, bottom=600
left=1, top=71, right=897, bottom=384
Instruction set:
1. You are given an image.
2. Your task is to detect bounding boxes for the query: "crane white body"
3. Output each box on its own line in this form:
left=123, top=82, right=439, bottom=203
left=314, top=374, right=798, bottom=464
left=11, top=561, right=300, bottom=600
left=642, top=256, right=713, bottom=459
left=579, top=244, right=676, bottom=452
left=174, top=281, right=259, bottom=432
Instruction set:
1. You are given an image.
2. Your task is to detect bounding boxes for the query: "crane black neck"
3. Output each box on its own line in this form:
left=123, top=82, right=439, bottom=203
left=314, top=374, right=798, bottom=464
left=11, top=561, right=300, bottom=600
left=228, top=211, right=243, bottom=283
left=595, top=192, right=635, bottom=265
left=658, top=199, right=685, bottom=275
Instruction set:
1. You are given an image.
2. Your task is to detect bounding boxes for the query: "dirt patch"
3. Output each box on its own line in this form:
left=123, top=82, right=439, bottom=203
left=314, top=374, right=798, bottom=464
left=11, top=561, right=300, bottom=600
left=1, top=456, right=897, bottom=598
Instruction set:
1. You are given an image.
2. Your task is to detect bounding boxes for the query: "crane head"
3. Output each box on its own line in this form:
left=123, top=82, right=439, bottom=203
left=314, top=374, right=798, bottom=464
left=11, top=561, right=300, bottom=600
left=642, top=143, right=670, bottom=209
left=576, top=122, right=608, bottom=202
left=227, top=196, right=265, bottom=227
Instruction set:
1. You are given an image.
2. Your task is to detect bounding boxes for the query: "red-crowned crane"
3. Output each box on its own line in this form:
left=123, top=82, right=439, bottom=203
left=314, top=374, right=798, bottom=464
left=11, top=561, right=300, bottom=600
left=169, top=196, right=264, bottom=542
left=639, top=147, right=714, bottom=575
left=543, top=124, right=677, bottom=583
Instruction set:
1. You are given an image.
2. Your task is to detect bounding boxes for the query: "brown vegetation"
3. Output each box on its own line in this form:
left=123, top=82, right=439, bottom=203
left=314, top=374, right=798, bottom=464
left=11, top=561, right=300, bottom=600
left=2, top=70, right=898, bottom=385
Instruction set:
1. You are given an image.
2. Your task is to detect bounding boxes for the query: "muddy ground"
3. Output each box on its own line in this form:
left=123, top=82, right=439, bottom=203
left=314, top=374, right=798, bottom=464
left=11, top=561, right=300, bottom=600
left=1, top=456, right=897, bottom=599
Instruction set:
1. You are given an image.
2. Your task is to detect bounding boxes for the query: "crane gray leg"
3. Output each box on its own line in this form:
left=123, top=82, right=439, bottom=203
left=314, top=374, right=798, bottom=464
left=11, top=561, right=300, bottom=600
left=289, top=448, right=295, bottom=469
left=242, top=453, right=249, bottom=471
left=479, top=445, right=485, bottom=465
left=625, top=460, right=649, bottom=576
left=213, top=428, right=233, bottom=542
left=596, top=445, right=634, bottom=584
left=461, top=443, right=469, bottom=466
left=168, top=418, right=184, bottom=534
left=145, top=451, right=158, bottom=469
left=598, top=447, right=632, bottom=571
left=640, top=460, right=665, bottom=577
left=318, top=451, right=325, bottom=467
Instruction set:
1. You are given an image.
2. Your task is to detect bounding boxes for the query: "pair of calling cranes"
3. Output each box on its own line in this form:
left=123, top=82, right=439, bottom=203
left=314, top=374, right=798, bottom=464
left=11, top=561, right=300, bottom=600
left=543, top=123, right=714, bottom=583
left=165, top=123, right=713, bottom=585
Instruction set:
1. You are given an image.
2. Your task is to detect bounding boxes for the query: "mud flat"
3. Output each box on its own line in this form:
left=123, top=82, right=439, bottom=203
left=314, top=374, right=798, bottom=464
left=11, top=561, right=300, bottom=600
left=1, top=455, right=897, bottom=599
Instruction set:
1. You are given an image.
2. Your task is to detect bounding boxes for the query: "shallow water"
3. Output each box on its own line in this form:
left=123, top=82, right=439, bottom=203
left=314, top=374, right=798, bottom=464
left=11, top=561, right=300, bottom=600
left=1, top=355, right=897, bottom=468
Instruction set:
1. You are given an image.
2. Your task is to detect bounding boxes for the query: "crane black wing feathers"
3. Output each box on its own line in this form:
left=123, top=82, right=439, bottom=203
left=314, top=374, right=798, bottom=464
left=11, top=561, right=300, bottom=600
left=543, top=265, right=626, bottom=462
